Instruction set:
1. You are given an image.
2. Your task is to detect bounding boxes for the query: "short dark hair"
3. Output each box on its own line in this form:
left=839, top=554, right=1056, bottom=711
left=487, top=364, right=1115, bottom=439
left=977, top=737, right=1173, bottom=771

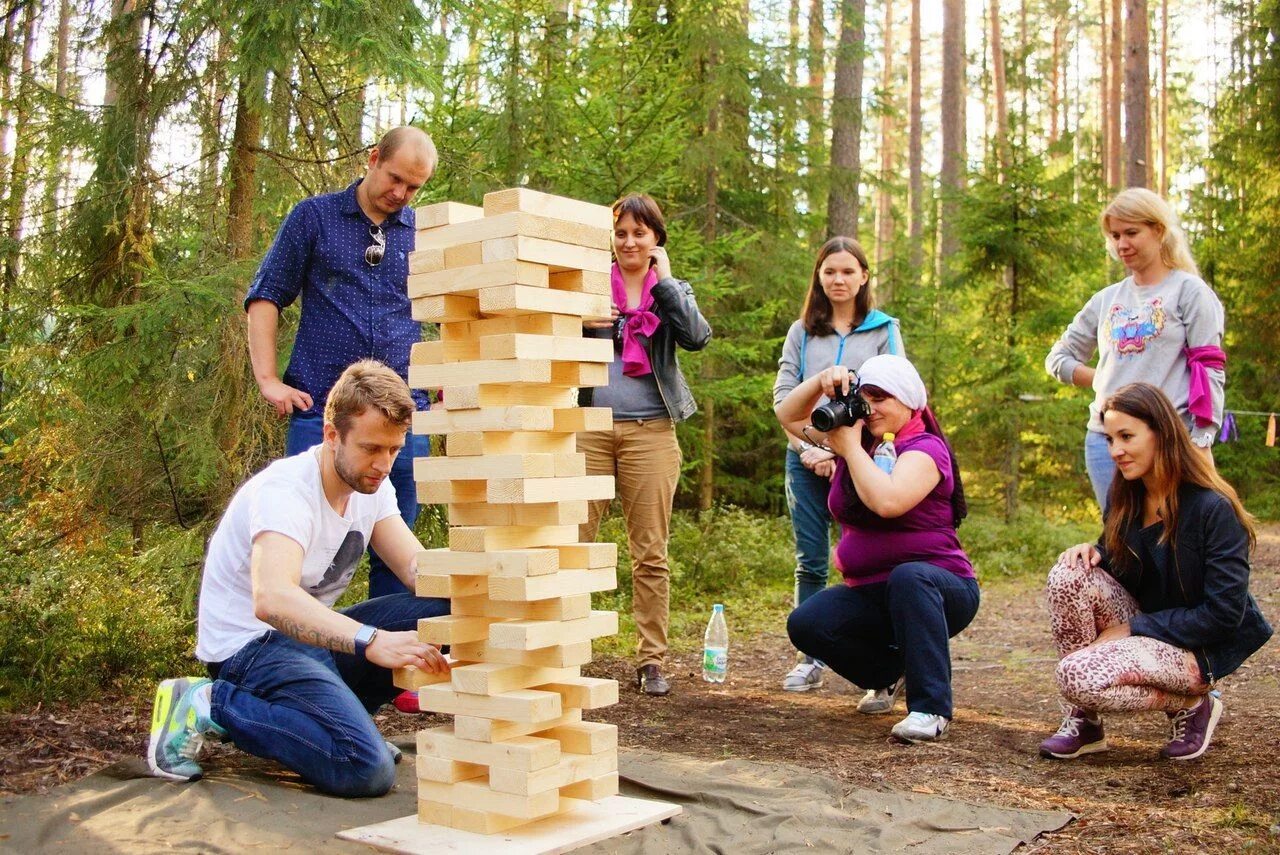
left=801, top=236, right=874, bottom=336
left=324, top=360, right=415, bottom=438
left=611, top=193, right=667, bottom=247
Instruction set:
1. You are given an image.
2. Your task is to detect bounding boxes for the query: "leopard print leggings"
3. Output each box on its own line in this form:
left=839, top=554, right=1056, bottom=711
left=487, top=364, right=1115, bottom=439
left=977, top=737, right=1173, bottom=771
left=1046, top=557, right=1208, bottom=714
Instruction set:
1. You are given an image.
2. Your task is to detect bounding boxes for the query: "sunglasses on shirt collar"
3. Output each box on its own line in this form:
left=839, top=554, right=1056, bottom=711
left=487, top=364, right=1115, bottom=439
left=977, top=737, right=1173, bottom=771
left=365, top=224, right=386, bottom=267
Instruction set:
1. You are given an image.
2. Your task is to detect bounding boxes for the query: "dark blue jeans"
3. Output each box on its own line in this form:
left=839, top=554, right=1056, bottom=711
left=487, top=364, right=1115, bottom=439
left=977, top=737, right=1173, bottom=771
left=207, top=593, right=450, bottom=797
left=286, top=412, right=428, bottom=597
left=787, top=562, right=980, bottom=718
left=784, top=448, right=833, bottom=606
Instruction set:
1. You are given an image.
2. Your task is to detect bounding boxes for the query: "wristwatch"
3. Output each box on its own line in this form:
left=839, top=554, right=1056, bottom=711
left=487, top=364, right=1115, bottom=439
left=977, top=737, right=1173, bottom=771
left=353, top=624, right=379, bottom=660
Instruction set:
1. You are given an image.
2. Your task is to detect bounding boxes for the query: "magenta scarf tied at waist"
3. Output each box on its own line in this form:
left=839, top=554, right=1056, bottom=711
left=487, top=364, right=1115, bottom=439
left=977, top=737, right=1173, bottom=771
left=1184, top=345, right=1227, bottom=427
left=611, top=264, right=661, bottom=377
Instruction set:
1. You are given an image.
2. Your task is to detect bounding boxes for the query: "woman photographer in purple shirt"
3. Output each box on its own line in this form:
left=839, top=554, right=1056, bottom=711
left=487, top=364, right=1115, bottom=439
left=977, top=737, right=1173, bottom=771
left=775, top=354, right=977, bottom=743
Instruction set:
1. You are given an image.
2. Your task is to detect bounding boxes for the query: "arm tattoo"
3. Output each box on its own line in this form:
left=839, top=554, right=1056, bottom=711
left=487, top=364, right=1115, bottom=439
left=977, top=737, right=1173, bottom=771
left=266, top=612, right=355, bottom=653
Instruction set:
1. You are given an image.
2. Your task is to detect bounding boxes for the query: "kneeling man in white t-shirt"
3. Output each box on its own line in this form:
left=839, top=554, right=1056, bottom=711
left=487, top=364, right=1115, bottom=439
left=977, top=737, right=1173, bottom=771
left=146, top=359, right=450, bottom=796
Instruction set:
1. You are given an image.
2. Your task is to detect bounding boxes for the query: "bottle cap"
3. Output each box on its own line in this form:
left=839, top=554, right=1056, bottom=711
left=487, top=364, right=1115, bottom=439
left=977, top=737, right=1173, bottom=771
left=882, top=432, right=895, bottom=442
left=713, top=603, right=724, bottom=612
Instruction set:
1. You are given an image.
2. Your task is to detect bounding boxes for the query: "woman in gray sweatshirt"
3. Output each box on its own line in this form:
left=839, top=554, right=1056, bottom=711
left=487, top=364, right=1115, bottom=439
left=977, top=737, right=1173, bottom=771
left=1046, top=188, right=1225, bottom=513
left=771, top=236, right=903, bottom=700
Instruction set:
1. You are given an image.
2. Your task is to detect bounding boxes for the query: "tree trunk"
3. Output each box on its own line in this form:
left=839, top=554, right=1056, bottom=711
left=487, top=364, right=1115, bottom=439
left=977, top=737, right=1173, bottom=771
left=939, top=0, right=965, bottom=267
left=806, top=0, right=826, bottom=222
left=1, top=3, right=36, bottom=413
left=990, top=0, right=1010, bottom=175
left=1108, top=0, right=1122, bottom=187
left=908, top=0, right=923, bottom=284
left=226, top=71, right=264, bottom=260
left=1123, top=0, right=1149, bottom=187
left=1050, top=17, right=1063, bottom=143
left=827, top=0, right=865, bottom=238
left=43, top=0, right=74, bottom=234
left=1159, top=0, right=1168, bottom=195
left=1100, top=0, right=1108, bottom=179
left=874, top=0, right=896, bottom=297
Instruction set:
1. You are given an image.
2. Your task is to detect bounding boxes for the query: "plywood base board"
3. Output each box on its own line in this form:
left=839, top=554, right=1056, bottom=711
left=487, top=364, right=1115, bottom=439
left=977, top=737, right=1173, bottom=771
left=337, top=795, right=680, bottom=855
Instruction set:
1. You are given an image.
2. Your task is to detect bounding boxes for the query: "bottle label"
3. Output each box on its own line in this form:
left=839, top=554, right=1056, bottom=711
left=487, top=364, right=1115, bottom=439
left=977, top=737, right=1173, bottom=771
left=703, top=647, right=728, bottom=673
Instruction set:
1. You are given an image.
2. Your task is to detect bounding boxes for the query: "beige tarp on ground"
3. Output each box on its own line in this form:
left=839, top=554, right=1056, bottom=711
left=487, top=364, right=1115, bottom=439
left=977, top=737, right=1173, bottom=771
left=0, top=739, right=1070, bottom=854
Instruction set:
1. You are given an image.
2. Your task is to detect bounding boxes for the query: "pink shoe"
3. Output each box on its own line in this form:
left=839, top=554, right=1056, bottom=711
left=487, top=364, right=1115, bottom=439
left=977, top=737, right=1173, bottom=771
left=392, top=690, right=421, bottom=713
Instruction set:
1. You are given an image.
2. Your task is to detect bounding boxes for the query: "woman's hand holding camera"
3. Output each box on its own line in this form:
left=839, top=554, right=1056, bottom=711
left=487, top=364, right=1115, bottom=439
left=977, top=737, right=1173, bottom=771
left=816, top=365, right=854, bottom=399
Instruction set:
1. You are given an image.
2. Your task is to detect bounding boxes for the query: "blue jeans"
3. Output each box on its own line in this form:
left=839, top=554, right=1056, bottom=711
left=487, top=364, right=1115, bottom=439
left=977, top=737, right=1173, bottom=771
left=785, top=448, right=833, bottom=606
left=787, top=562, right=980, bottom=718
left=287, top=412, right=429, bottom=597
left=207, top=593, right=450, bottom=797
left=1084, top=430, right=1114, bottom=515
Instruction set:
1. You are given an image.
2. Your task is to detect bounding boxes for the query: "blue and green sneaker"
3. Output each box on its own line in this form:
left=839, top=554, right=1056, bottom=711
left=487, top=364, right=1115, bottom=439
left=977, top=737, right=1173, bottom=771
left=146, top=677, right=225, bottom=781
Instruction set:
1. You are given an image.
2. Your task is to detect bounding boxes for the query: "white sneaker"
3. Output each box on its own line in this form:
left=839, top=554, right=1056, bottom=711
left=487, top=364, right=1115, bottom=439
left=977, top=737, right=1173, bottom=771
left=890, top=711, right=950, bottom=743
left=857, top=679, right=903, bottom=714
left=781, top=661, right=825, bottom=692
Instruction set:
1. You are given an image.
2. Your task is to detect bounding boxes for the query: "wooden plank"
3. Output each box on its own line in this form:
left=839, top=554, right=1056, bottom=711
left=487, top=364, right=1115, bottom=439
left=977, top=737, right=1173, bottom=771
left=414, top=406, right=555, bottom=434
left=417, top=778, right=560, bottom=820
left=342, top=795, right=683, bottom=851
left=407, top=259, right=548, bottom=299
left=482, top=188, right=613, bottom=229
left=560, top=772, right=619, bottom=801
left=416, top=211, right=609, bottom=252
left=487, top=611, right=618, bottom=651
left=450, top=663, right=580, bottom=697
left=414, top=572, right=487, bottom=598
left=409, top=247, right=446, bottom=275
left=415, top=201, right=485, bottom=229
left=444, top=432, right=577, bottom=457
left=478, top=284, right=612, bottom=320
left=441, top=313, right=583, bottom=342
left=449, top=525, right=580, bottom=552
left=392, top=667, right=453, bottom=692
left=416, top=684, right=562, bottom=723
left=555, top=407, right=613, bottom=433
left=415, top=755, right=486, bottom=784
left=479, top=333, right=614, bottom=364
left=556, top=542, right=618, bottom=569
left=552, top=362, right=608, bottom=387
left=483, top=236, right=611, bottom=274
left=414, top=454, right=556, bottom=482
left=417, top=726, right=561, bottom=772
left=538, top=721, right=618, bottom=756
left=440, top=385, right=576, bottom=410
left=416, top=547, right=560, bottom=578
left=535, top=676, right=619, bottom=710
left=411, top=338, right=480, bottom=364
left=487, top=475, right=614, bottom=504
left=449, top=500, right=588, bottom=527
left=449, top=640, right=593, bottom=669
left=487, top=567, right=617, bottom=602
left=489, top=749, right=617, bottom=797
left=452, top=593, right=592, bottom=622
left=414, top=798, right=530, bottom=835
left=408, top=356, right=552, bottom=386
left=418, top=480, right=487, bottom=505
left=454, top=709, right=582, bottom=744
left=417, top=614, right=501, bottom=646
left=443, top=241, right=484, bottom=268
left=549, top=269, right=610, bottom=295
left=412, top=294, right=480, bottom=323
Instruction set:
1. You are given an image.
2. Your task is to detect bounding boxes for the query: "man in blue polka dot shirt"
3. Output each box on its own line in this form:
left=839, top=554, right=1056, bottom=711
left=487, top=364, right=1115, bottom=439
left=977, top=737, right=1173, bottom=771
left=245, top=126, right=436, bottom=602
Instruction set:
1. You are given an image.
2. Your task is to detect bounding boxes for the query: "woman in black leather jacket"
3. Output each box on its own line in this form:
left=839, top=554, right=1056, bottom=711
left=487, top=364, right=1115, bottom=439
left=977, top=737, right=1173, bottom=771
left=578, top=194, right=712, bottom=696
left=1038, top=382, right=1271, bottom=762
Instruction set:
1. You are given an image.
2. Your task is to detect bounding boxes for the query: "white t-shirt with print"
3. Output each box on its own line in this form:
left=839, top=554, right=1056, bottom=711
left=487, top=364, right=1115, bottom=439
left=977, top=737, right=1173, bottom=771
left=195, top=445, right=400, bottom=663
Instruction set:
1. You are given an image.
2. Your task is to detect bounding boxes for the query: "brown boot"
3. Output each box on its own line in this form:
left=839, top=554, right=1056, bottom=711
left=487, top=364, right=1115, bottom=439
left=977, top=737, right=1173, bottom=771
left=637, top=664, right=670, bottom=696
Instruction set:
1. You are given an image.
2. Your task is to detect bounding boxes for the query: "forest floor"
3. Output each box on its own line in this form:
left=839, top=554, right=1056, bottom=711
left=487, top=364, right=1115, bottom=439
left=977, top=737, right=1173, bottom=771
left=3, top=528, right=1279, bottom=853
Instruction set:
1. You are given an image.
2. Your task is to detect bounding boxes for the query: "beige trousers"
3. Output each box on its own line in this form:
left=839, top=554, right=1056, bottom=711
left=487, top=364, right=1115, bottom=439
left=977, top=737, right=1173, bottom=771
left=577, top=418, right=682, bottom=668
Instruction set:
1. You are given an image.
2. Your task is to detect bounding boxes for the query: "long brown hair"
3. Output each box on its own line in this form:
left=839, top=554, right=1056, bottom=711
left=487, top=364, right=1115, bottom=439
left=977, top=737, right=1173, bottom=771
left=801, top=236, right=873, bottom=336
left=1101, top=383, right=1255, bottom=574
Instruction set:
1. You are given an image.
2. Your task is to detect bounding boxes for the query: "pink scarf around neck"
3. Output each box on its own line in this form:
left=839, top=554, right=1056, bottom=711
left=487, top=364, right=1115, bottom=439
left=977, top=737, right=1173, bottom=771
left=611, top=264, right=661, bottom=377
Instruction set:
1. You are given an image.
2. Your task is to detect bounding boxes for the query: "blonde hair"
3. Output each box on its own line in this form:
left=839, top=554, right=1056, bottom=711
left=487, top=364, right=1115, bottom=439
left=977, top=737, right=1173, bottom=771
left=324, top=360, right=415, bottom=438
left=1100, top=188, right=1200, bottom=277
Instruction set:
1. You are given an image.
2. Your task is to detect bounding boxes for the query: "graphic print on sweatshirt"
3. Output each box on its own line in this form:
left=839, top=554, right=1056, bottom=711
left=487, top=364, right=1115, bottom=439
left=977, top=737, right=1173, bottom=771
left=1105, top=298, right=1166, bottom=357
left=307, top=529, right=365, bottom=601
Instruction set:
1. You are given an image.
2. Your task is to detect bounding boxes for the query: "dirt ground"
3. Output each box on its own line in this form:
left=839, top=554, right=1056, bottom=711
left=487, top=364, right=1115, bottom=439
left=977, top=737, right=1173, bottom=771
left=3, top=529, right=1279, bottom=853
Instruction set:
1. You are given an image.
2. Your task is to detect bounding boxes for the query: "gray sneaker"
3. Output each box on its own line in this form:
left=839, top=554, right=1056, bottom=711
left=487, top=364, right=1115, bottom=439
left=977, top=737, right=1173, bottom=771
left=857, top=679, right=903, bottom=714
left=782, top=661, right=825, bottom=692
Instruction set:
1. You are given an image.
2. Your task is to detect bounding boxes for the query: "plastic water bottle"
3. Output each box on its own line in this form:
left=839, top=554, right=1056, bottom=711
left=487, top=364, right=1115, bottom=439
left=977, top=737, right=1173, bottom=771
left=873, top=432, right=897, bottom=474
left=702, top=604, right=728, bottom=683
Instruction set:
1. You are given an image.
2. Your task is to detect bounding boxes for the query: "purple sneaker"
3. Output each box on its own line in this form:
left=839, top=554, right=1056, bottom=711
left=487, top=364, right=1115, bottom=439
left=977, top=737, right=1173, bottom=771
left=1039, top=704, right=1108, bottom=759
left=1161, top=695, right=1223, bottom=761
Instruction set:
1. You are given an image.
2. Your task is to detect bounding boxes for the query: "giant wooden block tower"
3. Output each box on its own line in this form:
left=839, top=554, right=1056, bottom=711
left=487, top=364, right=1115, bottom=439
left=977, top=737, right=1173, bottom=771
left=355, top=188, right=678, bottom=848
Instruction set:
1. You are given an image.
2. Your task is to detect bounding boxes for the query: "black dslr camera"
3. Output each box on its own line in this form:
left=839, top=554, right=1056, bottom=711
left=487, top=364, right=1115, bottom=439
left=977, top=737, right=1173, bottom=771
left=810, top=384, right=872, bottom=432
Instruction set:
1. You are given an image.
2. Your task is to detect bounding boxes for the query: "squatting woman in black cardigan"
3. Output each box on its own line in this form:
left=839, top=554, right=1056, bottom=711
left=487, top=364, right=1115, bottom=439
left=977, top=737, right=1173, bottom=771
left=1038, top=382, right=1271, bottom=762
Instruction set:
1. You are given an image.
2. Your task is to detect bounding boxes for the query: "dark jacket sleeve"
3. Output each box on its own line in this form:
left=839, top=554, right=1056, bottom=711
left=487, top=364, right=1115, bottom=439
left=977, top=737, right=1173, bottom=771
left=1128, top=495, right=1253, bottom=649
left=651, top=277, right=712, bottom=352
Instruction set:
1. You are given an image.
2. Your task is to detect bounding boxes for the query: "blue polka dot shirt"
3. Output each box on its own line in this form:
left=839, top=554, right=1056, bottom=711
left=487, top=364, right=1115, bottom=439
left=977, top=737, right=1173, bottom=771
left=244, top=179, right=429, bottom=414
